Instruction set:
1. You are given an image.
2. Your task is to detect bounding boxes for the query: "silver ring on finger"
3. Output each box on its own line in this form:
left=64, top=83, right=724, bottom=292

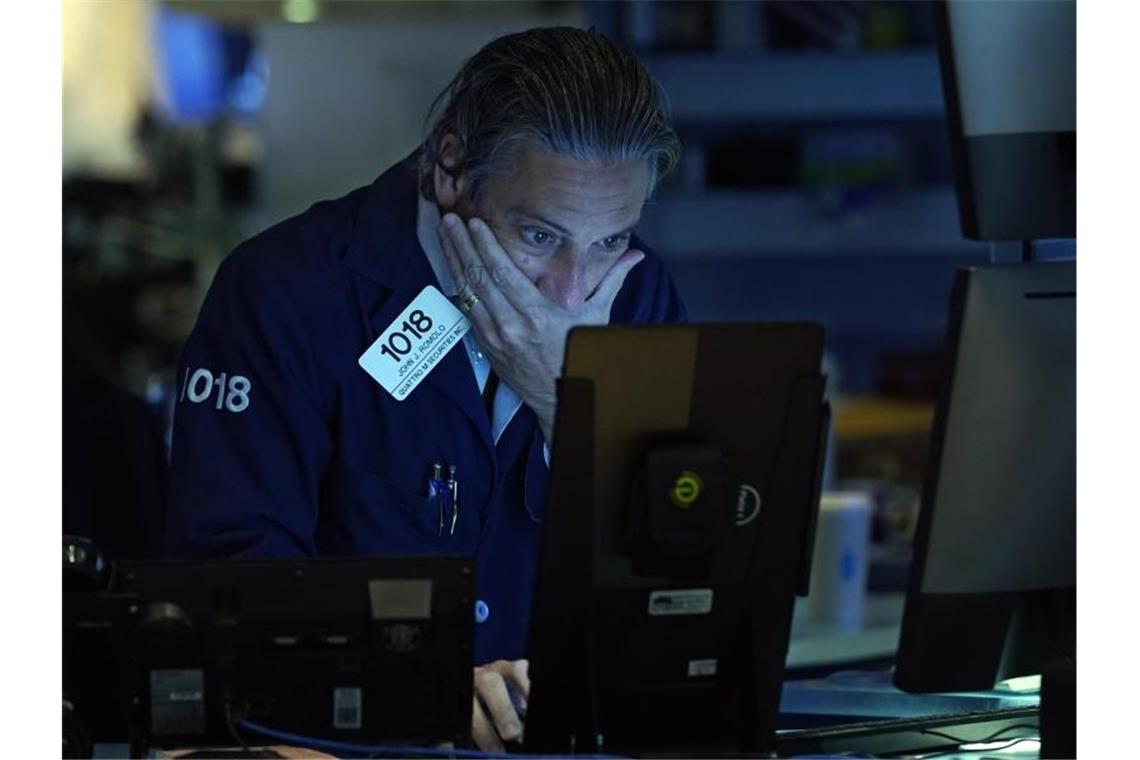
left=458, top=288, right=481, bottom=314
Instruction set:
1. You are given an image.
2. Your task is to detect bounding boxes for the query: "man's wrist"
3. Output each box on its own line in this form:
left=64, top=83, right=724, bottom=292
left=526, top=389, right=556, bottom=446
left=537, top=414, right=555, bottom=448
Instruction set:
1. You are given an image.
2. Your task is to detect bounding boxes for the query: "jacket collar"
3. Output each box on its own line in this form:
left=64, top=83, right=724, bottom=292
left=342, top=150, right=424, bottom=290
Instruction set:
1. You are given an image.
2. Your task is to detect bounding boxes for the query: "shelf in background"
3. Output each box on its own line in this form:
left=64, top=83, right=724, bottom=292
left=834, top=396, right=936, bottom=441
left=639, top=186, right=989, bottom=259
left=643, top=50, right=946, bottom=123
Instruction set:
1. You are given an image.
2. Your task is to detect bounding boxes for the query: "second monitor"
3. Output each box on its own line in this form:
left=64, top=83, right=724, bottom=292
left=894, top=261, right=1076, bottom=694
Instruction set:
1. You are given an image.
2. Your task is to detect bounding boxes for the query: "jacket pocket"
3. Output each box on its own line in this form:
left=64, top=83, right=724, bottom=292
left=330, top=463, right=447, bottom=551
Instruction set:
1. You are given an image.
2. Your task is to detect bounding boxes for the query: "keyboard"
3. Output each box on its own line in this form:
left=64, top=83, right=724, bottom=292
left=775, top=705, right=1040, bottom=757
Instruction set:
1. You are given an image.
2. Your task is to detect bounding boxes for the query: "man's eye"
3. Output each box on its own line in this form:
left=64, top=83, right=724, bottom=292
left=603, top=235, right=630, bottom=250
left=522, top=228, right=556, bottom=247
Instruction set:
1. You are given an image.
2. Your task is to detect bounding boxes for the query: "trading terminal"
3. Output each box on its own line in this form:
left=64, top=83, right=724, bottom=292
left=61, top=2, right=1076, bottom=758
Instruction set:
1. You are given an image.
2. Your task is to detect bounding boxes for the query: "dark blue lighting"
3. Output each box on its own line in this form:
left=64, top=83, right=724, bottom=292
left=153, top=9, right=266, bottom=123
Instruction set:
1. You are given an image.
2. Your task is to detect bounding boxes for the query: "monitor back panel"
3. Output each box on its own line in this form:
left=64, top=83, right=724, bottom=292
left=526, top=323, right=828, bottom=754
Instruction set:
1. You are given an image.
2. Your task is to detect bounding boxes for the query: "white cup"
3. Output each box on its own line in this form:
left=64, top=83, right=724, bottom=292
left=805, top=491, right=873, bottom=632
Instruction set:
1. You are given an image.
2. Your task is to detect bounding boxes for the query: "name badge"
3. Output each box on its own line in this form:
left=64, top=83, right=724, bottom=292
left=358, top=285, right=470, bottom=401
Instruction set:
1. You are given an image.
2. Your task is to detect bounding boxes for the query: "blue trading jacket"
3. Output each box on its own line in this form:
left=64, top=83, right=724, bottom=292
left=165, top=153, right=687, bottom=664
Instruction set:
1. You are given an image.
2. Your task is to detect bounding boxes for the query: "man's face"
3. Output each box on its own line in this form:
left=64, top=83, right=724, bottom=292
left=438, top=141, right=651, bottom=310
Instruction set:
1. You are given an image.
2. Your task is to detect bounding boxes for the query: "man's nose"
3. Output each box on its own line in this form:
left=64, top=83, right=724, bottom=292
left=539, top=250, right=591, bottom=310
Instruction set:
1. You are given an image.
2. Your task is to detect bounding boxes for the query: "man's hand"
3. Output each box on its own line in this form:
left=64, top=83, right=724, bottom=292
left=472, top=659, right=530, bottom=751
left=438, top=214, right=643, bottom=443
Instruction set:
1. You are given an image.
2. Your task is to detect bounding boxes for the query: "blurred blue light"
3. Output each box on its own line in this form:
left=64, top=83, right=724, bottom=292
left=154, top=9, right=227, bottom=123
left=153, top=9, right=267, bottom=123
left=227, top=51, right=269, bottom=117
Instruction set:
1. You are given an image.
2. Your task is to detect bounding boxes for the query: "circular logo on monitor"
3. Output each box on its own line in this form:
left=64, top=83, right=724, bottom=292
left=736, top=484, right=761, bottom=526
left=670, top=471, right=704, bottom=508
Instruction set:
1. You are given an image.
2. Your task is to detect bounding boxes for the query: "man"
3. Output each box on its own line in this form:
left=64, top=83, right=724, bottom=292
left=166, top=26, right=685, bottom=750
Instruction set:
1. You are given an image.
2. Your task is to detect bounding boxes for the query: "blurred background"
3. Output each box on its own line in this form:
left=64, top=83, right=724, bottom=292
left=62, top=0, right=1049, bottom=594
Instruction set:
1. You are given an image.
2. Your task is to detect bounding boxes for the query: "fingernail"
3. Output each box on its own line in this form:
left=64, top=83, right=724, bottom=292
left=504, top=721, right=522, bottom=739
left=444, top=213, right=461, bottom=229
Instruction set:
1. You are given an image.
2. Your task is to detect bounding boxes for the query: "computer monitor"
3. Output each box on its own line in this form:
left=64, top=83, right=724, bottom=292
left=523, top=323, right=830, bottom=755
left=934, top=0, right=1076, bottom=241
left=894, top=261, right=1075, bottom=693
left=63, top=555, right=475, bottom=754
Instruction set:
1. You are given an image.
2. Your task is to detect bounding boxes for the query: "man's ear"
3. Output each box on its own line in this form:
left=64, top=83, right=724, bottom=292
left=433, top=134, right=468, bottom=210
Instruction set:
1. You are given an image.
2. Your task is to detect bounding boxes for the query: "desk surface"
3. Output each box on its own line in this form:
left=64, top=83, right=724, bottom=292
left=780, top=669, right=1039, bottom=719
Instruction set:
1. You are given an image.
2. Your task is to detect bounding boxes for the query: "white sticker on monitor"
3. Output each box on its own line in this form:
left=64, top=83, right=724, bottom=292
left=358, top=285, right=470, bottom=401
left=687, top=659, right=718, bottom=677
left=648, top=588, right=713, bottom=616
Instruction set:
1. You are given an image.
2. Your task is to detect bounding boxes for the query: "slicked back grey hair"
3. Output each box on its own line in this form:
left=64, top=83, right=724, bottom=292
left=418, top=26, right=681, bottom=203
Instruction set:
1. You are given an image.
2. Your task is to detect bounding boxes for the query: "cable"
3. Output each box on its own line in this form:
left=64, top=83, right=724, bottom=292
left=237, top=720, right=487, bottom=758
left=235, top=719, right=629, bottom=759
left=918, top=722, right=1039, bottom=747
left=916, top=736, right=1039, bottom=759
